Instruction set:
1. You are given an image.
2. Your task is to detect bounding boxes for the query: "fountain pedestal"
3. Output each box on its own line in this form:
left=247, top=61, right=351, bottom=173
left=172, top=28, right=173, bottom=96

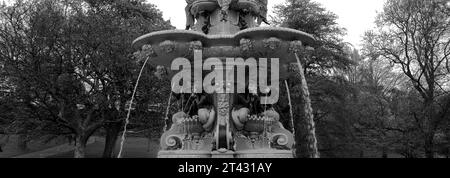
left=212, top=150, right=235, bottom=158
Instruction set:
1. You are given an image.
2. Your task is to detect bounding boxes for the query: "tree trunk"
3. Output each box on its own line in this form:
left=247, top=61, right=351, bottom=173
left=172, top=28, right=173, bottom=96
left=447, top=147, right=449, bottom=158
left=102, top=121, right=122, bottom=158
left=147, top=129, right=152, bottom=152
left=74, top=135, right=88, bottom=158
left=424, top=134, right=435, bottom=158
left=382, top=147, right=388, bottom=158
left=0, top=135, right=10, bottom=153
left=423, top=99, right=435, bottom=158
left=17, top=134, right=28, bottom=152
left=295, top=53, right=320, bottom=158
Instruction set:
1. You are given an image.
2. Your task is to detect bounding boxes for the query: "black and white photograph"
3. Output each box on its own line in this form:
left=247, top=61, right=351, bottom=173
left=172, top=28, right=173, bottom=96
left=0, top=0, right=449, bottom=175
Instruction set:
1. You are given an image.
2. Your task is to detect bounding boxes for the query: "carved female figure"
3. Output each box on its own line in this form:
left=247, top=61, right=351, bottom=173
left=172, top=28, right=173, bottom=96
left=256, top=0, right=269, bottom=25
left=217, top=0, right=237, bottom=21
left=185, top=0, right=196, bottom=30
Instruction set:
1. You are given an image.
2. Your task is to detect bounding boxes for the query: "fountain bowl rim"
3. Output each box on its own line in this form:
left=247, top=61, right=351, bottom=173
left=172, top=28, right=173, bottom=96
left=132, top=27, right=316, bottom=50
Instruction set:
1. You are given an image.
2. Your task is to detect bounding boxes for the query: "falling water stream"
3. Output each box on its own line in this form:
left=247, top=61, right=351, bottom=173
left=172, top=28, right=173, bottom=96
left=284, top=80, right=295, bottom=135
left=117, top=57, right=150, bottom=158
left=163, top=84, right=175, bottom=132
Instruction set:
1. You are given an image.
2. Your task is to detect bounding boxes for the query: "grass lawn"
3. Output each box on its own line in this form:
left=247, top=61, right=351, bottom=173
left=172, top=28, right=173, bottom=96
left=49, top=137, right=160, bottom=158
left=0, top=135, right=67, bottom=158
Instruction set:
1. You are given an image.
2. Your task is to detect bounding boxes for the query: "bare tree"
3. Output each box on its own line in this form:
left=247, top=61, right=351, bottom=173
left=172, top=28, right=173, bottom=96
left=363, top=0, right=450, bottom=158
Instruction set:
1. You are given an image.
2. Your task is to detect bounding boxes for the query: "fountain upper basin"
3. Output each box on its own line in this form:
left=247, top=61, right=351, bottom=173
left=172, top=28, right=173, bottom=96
left=133, top=27, right=315, bottom=78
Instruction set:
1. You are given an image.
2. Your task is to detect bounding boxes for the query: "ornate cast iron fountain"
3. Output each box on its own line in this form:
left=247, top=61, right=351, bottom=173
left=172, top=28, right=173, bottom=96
left=133, top=0, right=315, bottom=158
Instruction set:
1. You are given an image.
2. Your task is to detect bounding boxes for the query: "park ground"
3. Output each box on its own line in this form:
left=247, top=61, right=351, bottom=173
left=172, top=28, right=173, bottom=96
left=1, top=134, right=409, bottom=158
left=0, top=135, right=160, bottom=158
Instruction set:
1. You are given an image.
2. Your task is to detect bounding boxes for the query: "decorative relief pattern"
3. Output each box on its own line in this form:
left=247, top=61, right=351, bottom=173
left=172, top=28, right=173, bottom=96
left=217, top=94, right=230, bottom=117
left=270, top=133, right=289, bottom=146
left=159, top=40, right=176, bottom=54
left=263, top=37, right=281, bottom=51
left=166, top=135, right=183, bottom=150
left=239, top=38, right=254, bottom=53
left=189, top=40, right=203, bottom=55
left=288, top=40, right=304, bottom=54
left=142, top=44, right=157, bottom=57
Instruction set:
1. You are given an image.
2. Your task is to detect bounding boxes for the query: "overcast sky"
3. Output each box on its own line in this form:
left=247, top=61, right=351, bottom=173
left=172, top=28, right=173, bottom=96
left=149, top=0, right=386, bottom=49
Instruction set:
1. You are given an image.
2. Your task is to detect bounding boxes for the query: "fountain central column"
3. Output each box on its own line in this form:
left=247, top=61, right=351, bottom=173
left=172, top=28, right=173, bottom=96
left=205, top=7, right=240, bottom=157
left=212, top=64, right=235, bottom=157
